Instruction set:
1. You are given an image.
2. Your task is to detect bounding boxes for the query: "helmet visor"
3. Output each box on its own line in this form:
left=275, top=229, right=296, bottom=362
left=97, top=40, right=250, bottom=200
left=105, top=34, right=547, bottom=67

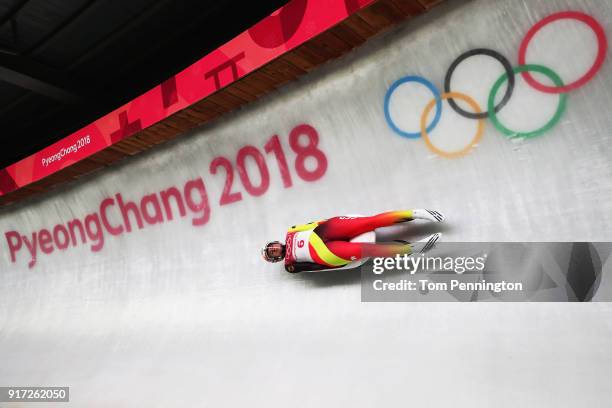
left=262, top=242, right=284, bottom=262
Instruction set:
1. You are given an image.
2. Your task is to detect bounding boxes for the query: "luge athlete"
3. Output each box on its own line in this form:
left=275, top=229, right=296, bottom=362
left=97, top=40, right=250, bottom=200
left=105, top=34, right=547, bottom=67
left=261, top=209, right=445, bottom=272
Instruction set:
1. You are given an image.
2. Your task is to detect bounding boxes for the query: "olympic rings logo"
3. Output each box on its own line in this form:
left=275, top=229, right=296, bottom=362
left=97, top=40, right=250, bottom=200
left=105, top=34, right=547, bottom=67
left=383, top=11, right=607, bottom=159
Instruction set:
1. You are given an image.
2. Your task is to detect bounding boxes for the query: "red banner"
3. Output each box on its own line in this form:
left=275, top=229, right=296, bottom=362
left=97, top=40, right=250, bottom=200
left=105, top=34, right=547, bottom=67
left=0, top=0, right=373, bottom=196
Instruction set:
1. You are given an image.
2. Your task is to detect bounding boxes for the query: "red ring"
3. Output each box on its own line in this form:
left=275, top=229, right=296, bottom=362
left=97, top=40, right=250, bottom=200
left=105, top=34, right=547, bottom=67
left=518, top=11, right=607, bottom=93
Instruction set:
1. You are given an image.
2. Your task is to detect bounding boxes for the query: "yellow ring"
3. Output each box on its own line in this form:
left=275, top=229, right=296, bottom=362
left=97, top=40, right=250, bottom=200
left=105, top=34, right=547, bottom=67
left=420, top=92, right=484, bottom=159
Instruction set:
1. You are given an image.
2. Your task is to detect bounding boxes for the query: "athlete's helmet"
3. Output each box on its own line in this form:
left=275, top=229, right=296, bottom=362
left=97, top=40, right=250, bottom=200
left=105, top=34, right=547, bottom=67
left=261, top=241, right=285, bottom=263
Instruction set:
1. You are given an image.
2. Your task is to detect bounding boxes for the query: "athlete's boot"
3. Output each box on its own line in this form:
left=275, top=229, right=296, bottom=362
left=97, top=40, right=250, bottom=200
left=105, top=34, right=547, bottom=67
left=411, top=209, right=445, bottom=222
left=395, top=232, right=442, bottom=254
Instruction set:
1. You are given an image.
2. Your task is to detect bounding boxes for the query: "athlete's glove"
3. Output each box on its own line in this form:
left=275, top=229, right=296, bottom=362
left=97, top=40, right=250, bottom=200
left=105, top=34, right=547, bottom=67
left=411, top=209, right=445, bottom=222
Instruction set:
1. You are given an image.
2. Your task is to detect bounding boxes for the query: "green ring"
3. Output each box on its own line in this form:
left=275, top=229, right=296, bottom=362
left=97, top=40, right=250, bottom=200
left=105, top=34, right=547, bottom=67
left=488, top=64, right=567, bottom=139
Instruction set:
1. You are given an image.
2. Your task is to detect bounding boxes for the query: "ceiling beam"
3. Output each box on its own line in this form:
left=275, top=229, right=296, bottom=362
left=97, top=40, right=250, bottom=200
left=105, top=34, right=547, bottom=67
left=0, top=53, right=83, bottom=103
left=0, top=0, right=30, bottom=27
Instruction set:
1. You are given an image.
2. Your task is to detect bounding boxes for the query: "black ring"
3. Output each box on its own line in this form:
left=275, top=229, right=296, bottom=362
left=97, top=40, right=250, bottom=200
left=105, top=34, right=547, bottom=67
left=444, top=48, right=515, bottom=120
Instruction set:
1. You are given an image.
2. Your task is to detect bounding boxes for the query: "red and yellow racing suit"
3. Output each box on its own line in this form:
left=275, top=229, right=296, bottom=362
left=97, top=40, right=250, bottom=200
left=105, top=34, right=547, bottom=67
left=284, top=210, right=415, bottom=273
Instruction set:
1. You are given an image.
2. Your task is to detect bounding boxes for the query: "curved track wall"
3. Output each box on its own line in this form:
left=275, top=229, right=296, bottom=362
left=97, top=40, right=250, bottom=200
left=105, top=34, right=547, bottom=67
left=2, top=0, right=612, bottom=406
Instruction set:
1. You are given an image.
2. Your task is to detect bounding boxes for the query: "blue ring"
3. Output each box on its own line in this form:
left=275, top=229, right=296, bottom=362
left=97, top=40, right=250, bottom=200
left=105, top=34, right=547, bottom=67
left=384, top=75, right=442, bottom=139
